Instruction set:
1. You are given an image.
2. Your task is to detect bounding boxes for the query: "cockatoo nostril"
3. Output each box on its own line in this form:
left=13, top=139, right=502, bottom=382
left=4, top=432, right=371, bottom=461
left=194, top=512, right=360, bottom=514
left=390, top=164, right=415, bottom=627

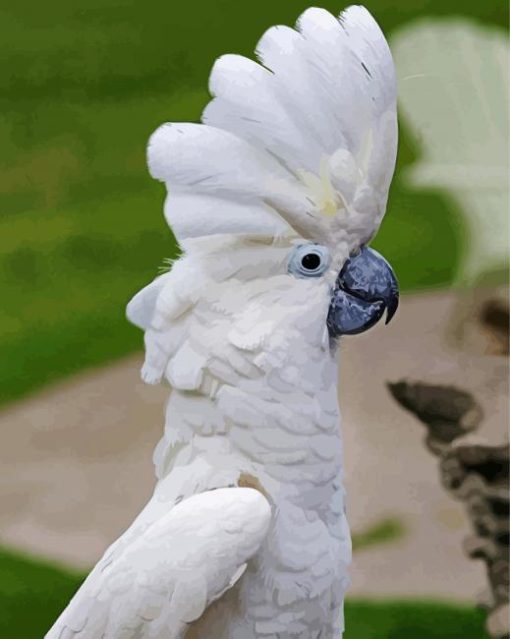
left=327, top=247, right=399, bottom=337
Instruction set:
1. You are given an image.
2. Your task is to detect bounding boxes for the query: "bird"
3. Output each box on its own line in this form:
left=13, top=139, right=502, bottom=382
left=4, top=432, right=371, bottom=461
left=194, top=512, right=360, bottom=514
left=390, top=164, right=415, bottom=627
left=45, top=5, right=399, bottom=638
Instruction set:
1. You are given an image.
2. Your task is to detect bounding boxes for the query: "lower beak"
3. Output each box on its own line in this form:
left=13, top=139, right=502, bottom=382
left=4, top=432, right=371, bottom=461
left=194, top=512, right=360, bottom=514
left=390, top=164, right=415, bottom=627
left=327, top=247, right=399, bottom=338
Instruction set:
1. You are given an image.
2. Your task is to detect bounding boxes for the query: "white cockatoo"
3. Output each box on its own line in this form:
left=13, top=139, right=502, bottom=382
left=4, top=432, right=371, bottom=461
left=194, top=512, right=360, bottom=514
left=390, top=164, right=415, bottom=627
left=46, top=5, right=398, bottom=638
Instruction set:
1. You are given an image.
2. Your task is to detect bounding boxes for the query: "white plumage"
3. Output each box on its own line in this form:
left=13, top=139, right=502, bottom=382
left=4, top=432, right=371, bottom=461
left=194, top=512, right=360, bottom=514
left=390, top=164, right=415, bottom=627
left=149, top=4, right=397, bottom=263
left=46, top=5, right=397, bottom=638
left=46, top=488, right=270, bottom=638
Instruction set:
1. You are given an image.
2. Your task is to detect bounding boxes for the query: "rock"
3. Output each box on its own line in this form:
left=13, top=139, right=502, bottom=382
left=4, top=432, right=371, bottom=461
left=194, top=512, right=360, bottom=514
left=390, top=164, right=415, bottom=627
left=388, top=287, right=509, bottom=638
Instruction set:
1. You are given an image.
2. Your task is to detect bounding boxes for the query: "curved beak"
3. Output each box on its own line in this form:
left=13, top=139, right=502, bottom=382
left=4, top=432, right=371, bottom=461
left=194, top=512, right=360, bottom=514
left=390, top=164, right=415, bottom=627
left=327, top=247, right=399, bottom=338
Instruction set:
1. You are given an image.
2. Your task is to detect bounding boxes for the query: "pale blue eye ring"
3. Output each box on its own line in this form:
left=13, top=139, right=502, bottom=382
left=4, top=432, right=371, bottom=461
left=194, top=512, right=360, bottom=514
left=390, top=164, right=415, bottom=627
left=287, top=244, right=331, bottom=279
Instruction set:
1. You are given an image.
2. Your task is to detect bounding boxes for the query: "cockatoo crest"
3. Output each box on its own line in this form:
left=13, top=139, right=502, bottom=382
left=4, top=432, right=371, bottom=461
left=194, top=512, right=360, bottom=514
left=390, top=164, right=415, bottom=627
left=148, top=5, right=397, bottom=269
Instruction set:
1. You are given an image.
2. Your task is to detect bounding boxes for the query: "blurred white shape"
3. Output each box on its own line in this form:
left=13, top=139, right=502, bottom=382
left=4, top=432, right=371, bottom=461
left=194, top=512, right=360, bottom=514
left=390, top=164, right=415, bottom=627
left=391, top=20, right=509, bottom=285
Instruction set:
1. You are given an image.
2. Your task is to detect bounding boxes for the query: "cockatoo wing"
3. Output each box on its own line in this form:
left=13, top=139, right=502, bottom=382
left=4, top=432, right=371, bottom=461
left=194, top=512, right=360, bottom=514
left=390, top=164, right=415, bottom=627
left=392, top=20, right=509, bottom=284
left=45, top=488, right=271, bottom=639
left=148, top=5, right=397, bottom=259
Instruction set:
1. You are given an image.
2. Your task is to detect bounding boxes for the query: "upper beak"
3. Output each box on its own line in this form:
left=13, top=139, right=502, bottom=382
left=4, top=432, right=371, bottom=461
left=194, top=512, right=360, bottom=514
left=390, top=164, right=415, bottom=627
left=327, top=247, right=399, bottom=338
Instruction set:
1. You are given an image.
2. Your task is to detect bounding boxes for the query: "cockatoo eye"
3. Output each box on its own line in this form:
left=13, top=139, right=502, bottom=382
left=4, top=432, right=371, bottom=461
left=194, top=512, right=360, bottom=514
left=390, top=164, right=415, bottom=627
left=288, top=244, right=331, bottom=279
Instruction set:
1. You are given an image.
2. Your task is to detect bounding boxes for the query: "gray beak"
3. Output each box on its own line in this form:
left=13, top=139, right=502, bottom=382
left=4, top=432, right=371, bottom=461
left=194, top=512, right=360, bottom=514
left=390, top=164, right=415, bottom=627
left=327, top=247, right=399, bottom=338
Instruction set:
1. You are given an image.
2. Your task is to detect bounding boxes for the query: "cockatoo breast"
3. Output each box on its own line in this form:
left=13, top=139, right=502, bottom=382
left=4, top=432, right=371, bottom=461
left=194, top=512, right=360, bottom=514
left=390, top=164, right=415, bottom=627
left=140, top=239, right=350, bottom=638
left=150, top=237, right=340, bottom=472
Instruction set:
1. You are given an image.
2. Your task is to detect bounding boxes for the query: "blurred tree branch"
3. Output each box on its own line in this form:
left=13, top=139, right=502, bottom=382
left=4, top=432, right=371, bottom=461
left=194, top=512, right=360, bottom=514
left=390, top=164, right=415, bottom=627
left=388, top=379, right=509, bottom=639
left=388, top=286, right=509, bottom=639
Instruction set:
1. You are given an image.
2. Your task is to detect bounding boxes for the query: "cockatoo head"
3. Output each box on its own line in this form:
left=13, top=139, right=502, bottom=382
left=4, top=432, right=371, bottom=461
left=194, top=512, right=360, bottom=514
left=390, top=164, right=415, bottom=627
left=175, top=233, right=398, bottom=348
left=128, top=5, right=399, bottom=382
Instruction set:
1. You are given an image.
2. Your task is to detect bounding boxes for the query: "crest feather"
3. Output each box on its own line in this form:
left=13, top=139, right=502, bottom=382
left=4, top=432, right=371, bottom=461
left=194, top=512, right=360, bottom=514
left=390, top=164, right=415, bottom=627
left=148, top=5, right=397, bottom=254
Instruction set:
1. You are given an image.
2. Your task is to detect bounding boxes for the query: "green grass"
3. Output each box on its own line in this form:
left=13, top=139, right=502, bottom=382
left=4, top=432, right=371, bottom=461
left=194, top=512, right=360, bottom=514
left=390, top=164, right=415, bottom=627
left=0, top=91, right=203, bottom=404
left=0, top=1, right=506, bottom=99
left=0, top=546, right=490, bottom=638
left=1, top=1, right=508, bottom=405
left=352, top=517, right=407, bottom=552
left=345, top=600, right=489, bottom=638
left=0, top=547, right=84, bottom=638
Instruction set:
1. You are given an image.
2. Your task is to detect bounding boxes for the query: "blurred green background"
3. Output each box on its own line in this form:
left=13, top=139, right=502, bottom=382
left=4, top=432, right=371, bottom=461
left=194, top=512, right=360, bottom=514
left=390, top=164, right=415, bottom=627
left=0, top=546, right=490, bottom=638
left=1, top=0, right=507, bottom=407
left=0, top=1, right=507, bottom=636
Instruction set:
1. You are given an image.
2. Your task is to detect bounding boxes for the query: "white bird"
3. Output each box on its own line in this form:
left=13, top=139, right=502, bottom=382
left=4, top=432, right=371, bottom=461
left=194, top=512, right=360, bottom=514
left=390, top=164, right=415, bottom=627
left=46, top=5, right=398, bottom=638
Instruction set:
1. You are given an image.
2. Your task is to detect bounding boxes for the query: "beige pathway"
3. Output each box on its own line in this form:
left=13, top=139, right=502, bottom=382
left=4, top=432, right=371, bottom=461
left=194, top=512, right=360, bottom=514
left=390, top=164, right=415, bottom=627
left=2, top=291, right=501, bottom=601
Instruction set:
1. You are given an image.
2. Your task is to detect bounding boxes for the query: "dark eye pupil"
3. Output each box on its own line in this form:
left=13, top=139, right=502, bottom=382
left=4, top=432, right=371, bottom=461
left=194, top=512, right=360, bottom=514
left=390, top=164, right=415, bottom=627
left=301, top=252, right=321, bottom=270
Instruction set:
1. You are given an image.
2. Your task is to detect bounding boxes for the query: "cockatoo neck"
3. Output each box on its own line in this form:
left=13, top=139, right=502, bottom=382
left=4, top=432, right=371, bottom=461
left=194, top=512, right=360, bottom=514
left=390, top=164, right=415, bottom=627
left=154, top=343, right=344, bottom=512
left=139, top=244, right=347, bottom=511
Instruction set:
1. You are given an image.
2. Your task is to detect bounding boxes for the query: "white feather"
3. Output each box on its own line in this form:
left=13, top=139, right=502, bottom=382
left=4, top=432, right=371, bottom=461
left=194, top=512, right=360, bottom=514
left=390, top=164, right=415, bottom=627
left=45, top=488, right=271, bottom=639
left=126, top=273, right=171, bottom=330
left=149, top=5, right=397, bottom=254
